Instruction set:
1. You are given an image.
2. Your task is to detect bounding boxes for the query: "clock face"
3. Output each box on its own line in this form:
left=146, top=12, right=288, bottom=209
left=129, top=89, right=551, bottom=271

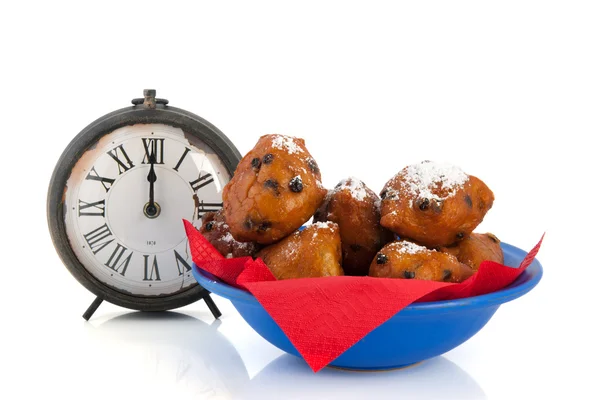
left=64, top=123, right=231, bottom=297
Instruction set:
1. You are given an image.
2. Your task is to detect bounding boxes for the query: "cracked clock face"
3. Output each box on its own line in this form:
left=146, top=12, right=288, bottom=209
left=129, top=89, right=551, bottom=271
left=64, top=123, right=231, bottom=297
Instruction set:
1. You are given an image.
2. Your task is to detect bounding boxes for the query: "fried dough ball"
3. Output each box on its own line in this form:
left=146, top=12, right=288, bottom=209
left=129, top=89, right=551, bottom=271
left=223, top=134, right=327, bottom=245
left=441, top=232, right=504, bottom=270
left=313, top=177, right=393, bottom=276
left=199, top=210, right=261, bottom=258
left=256, top=222, right=344, bottom=280
left=368, top=240, right=474, bottom=283
left=379, top=161, right=494, bottom=247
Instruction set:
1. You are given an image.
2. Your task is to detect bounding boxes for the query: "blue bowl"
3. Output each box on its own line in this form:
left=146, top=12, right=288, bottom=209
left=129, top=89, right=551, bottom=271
left=193, top=242, right=542, bottom=370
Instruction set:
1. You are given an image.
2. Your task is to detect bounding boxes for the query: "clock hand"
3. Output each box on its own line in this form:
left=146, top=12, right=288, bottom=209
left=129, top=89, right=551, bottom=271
left=146, top=149, right=158, bottom=217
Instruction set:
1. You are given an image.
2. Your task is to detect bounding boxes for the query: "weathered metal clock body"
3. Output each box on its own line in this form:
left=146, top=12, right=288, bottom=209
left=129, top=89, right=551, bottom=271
left=48, top=90, right=241, bottom=319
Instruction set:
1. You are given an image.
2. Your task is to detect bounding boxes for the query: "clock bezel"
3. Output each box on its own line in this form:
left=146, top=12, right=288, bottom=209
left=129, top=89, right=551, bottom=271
left=47, top=102, right=241, bottom=312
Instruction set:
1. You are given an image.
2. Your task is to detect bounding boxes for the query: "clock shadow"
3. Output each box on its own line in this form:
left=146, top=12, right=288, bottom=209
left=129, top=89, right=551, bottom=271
left=87, top=311, right=249, bottom=397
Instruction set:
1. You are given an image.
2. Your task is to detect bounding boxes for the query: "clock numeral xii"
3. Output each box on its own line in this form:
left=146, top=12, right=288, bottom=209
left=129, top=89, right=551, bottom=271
left=142, top=138, right=165, bottom=164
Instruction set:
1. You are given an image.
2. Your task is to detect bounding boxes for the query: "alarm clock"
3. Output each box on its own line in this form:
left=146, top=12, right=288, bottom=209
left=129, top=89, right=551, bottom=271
left=47, top=90, right=241, bottom=320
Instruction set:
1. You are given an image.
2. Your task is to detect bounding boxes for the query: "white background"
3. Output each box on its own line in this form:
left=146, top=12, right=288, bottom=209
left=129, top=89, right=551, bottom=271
left=1, top=1, right=599, bottom=399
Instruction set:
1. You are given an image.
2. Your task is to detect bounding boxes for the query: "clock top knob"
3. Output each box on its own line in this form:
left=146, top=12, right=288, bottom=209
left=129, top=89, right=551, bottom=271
left=131, top=89, right=169, bottom=107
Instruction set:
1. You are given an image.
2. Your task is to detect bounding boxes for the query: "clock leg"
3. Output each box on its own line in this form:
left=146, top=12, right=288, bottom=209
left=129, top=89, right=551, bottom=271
left=82, top=296, right=104, bottom=321
left=203, top=293, right=221, bottom=319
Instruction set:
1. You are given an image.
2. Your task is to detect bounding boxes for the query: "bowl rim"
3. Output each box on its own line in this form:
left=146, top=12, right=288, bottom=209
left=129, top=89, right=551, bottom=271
left=192, top=242, right=543, bottom=315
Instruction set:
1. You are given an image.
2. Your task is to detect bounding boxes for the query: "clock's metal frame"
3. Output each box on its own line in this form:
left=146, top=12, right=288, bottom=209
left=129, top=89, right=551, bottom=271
left=47, top=90, right=241, bottom=319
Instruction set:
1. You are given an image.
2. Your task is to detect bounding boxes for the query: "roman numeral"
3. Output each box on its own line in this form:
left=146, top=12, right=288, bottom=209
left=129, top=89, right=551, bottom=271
left=104, top=243, right=133, bottom=276
left=141, top=138, right=165, bottom=164
left=173, top=148, right=191, bottom=172
left=143, top=255, right=161, bottom=281
left=174, top=250, right=192, bottom=276
left=197, top=201, right=223, bottom=219
left=189, top=173, right=214, bottom=191
left=107, top=144, right=135, bottom=174
left=85, top=167, right=115, bottom=192
left=78, top=199, right=105, bottom=217
left=83, top=224, right=114, bottom=254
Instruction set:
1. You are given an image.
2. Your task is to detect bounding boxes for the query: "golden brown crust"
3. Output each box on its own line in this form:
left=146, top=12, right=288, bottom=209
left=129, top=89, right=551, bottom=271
left=441, top=232, right=504, bottom=270
left=199, top=211, right=261, bottom=258
left=313, top=177, right=393, bottom=276
left=222, top=134, right=327, bottom=245
left=379, top=161, right=494, bottom=247
left=256, top=222, right=344, bottom=280
left=368, top=240, right=474, bottom=283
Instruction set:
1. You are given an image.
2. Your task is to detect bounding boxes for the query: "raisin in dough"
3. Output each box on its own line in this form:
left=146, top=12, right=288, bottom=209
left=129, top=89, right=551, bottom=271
left=380, top=161, right=494, bottom=247
left=199, top=211, right=261, bottom=258
left=441, top=232, right=503, bottom=270
left=313, top=177, right=392, bottom=276
left=368, top=240, right=473, bottom=283
left=256, top=222, right=344, bottom=280
left=223, top=134, right=327, bottom=245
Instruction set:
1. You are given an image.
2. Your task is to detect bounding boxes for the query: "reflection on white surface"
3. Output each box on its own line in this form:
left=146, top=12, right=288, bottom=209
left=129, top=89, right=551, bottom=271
left=241, top=355, right=485, bottom=400
left=86, top=311, right=485, bottom=400
left=87, top=312, right=249, bottom=399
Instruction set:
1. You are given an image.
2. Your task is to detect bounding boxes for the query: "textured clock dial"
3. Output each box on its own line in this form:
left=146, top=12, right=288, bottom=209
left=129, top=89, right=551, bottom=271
left=64, top=123, right=231, bottom=296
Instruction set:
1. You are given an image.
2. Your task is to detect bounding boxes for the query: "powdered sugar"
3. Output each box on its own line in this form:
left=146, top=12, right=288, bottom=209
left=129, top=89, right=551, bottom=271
left=374, top=198, right=381, bottom=211
left=313, top=221, right=336, bottom=231
left=271, top=135, right=304, bottom=154
left=221, top=232, right=234, bottom=243
left=312, top=221, right=336, bottom=238
left=398, top=161, right=468, bottom=205
left=388, top=240, right=430, bottom=255
left=383, top=189, right=400, bottom=200
left=334, top=177, right=368, bottom=201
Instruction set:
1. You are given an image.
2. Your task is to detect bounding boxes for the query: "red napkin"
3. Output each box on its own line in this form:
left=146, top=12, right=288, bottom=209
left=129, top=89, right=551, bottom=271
left=184, top=220, right=543, bottom=372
